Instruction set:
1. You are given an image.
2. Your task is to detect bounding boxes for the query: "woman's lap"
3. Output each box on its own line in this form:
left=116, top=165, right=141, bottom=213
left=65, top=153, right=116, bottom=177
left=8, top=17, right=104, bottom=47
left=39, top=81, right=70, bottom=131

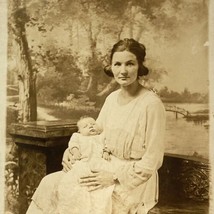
left=27, top=171, right=65, bottom=213
left=27, top=159, right=154, bottom=214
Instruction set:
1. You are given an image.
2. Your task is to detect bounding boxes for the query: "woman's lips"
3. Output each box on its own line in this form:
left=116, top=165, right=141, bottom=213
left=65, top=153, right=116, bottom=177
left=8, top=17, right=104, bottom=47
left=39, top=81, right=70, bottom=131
left=119, top=77, right=129, bottom=80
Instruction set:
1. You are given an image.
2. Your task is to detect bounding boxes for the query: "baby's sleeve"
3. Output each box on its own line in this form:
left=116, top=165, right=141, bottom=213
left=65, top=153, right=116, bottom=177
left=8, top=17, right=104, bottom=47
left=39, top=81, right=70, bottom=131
left=68, top=132, right=80, bottom=150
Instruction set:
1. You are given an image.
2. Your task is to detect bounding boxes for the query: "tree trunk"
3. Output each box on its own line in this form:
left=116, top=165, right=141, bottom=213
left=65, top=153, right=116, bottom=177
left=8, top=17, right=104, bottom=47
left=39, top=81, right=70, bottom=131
left=85, top=21, right=102, bottom=101
left=12, top=0, right=37, bottom=122
left=127, top=1, right=134, bottom=38
left=135, top=27, right=144, bottom=42
left=117, top=24, right=124, bottom=40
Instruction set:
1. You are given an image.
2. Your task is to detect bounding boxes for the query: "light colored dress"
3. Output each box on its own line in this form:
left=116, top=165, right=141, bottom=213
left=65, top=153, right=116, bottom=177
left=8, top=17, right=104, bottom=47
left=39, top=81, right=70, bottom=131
left=57, top=133, right=115, bottom=214
left=96, top=89, right=166, bottom=214
left=26, top=89, right=165, bottom=214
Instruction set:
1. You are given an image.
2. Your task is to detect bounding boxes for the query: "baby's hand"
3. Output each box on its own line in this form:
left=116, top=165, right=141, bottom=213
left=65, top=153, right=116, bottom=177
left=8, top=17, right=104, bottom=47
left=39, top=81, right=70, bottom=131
left=71, top=148, right=81, bottom=160
left=102, top=151, right=111, bottom=161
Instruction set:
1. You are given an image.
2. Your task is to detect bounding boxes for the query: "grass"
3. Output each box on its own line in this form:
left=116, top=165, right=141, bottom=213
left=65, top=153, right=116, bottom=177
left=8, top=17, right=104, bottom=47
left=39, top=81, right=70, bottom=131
left=38, top=103, right=100, bottom=120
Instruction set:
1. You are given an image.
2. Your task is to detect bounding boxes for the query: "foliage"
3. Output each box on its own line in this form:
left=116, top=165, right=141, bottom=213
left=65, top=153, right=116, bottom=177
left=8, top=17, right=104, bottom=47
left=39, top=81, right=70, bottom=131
left=7, top=0, right=208, bottom=106
left=159, top=87, right=208, bottom=103
left=5, top=157, right=19, bottom=214
left=36, top=48, right=82, bottom=103
left=4, top=105, right=19, bottom=213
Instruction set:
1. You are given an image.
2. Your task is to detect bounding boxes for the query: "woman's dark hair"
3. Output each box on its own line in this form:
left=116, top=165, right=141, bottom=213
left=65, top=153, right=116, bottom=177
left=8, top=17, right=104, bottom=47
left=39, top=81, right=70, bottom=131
left=104, top=38, right=149, bottom=77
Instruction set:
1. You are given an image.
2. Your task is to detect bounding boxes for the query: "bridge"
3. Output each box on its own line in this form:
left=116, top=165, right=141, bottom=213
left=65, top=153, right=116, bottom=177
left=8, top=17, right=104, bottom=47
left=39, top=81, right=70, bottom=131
left=164, top=105, right=190, bottom=118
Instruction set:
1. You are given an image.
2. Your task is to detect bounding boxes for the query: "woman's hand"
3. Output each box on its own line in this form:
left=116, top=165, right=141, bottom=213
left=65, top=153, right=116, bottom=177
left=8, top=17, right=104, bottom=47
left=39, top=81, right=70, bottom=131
left=79, top=170, right=115, bottom=191
left=62, top=148, right=75, bottom=172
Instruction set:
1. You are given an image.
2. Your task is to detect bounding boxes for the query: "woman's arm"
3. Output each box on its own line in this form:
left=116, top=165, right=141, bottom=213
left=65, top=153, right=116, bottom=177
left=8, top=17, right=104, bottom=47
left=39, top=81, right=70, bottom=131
left=116, top=100, right=166, bottom=189
left=135, top=100, right=166, bottom=172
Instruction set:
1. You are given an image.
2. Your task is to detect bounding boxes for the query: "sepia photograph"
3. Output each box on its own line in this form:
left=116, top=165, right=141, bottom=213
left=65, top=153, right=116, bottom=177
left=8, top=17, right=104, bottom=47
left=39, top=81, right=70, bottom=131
left=1, top=0, right=214, bottom=213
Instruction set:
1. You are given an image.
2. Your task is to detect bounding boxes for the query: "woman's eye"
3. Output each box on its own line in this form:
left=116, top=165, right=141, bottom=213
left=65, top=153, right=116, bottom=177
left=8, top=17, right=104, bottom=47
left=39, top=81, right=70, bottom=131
left=114, top=62, right=121, bottom=66
left=126, top=62, right=134, bottom=66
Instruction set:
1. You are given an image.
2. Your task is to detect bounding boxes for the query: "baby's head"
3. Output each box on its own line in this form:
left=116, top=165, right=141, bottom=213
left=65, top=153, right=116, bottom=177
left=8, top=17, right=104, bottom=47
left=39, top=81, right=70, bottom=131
left=77, top=116, right=101, bottom=136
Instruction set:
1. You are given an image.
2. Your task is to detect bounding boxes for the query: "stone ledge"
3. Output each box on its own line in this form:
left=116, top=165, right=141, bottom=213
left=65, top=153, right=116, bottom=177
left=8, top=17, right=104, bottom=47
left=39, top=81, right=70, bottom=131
left=9, top=120, right=78, bottom=147
left=9, top=119, right=78, bottom=138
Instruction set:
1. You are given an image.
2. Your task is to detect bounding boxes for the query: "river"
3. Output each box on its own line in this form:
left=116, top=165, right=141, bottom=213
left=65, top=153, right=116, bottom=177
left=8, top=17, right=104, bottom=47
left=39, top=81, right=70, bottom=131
left=164, top=103, right=209, bottom=159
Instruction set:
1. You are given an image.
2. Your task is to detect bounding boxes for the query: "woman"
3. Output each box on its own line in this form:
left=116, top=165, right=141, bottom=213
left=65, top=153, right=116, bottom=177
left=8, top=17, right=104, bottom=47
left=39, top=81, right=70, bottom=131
left=27, top=38, right=165, bottom=214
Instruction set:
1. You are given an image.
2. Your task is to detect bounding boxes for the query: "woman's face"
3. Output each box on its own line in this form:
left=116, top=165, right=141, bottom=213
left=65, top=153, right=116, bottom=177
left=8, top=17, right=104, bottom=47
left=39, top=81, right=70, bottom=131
left=111, top=51, right=139, bottom=87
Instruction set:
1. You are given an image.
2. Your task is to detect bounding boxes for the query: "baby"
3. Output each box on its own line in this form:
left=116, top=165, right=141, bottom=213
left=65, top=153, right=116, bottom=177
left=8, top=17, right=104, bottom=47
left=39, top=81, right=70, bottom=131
left=69, top=116, right=110, bottom=163
left=57, top=116, right=114, bottom=214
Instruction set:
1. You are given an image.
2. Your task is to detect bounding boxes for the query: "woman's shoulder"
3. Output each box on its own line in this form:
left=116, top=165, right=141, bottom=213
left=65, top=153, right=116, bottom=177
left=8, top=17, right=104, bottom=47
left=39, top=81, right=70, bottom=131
left=136, top=90, right=166, bottom=118
left=139, top=89, right=164, bottom=106
left=105, top=89, right=120, bottom=101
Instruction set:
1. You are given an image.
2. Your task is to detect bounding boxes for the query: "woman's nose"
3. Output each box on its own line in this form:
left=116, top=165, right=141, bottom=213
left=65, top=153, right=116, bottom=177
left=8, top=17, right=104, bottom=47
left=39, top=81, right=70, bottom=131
left=120, top=65, right=127, bottom=74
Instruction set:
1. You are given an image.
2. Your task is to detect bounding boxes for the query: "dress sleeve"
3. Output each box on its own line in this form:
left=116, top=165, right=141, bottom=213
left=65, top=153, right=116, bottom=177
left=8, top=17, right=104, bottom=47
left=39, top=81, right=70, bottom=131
left=116, top=100, right=166, bottom=190
left=68, top=133, right=80, bottom=150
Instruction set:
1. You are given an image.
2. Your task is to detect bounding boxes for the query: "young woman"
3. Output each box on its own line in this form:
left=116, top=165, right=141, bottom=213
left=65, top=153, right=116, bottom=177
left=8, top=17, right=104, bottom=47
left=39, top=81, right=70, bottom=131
left=27, top=38, right=166, bottom=214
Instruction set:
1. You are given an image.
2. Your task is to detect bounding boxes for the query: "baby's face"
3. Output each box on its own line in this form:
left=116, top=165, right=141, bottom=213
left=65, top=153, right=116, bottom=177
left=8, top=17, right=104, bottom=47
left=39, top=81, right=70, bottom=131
left=78, top=118, right=100, bottom=136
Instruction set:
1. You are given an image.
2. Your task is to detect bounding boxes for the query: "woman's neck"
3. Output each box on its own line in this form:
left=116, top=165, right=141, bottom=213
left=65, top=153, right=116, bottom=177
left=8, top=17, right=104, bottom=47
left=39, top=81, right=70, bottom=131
left=120, top=81, right=142, bottom=98
left=117, top=81, right=145, bottom=105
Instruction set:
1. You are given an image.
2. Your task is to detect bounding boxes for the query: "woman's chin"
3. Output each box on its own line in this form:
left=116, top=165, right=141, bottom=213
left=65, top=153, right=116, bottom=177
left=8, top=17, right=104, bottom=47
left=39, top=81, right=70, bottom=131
left=116, top=78, right=138, bottom=87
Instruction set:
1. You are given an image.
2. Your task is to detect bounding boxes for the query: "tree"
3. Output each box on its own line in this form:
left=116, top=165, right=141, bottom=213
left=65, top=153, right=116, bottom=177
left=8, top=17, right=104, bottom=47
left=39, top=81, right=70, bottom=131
left=36, top=48, right=82, bottom=104
left=8, top=0, right=208, bottom=109
left=182, top=88, right=191, bottom=102
left=9, top=0, right=37, bottom=122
